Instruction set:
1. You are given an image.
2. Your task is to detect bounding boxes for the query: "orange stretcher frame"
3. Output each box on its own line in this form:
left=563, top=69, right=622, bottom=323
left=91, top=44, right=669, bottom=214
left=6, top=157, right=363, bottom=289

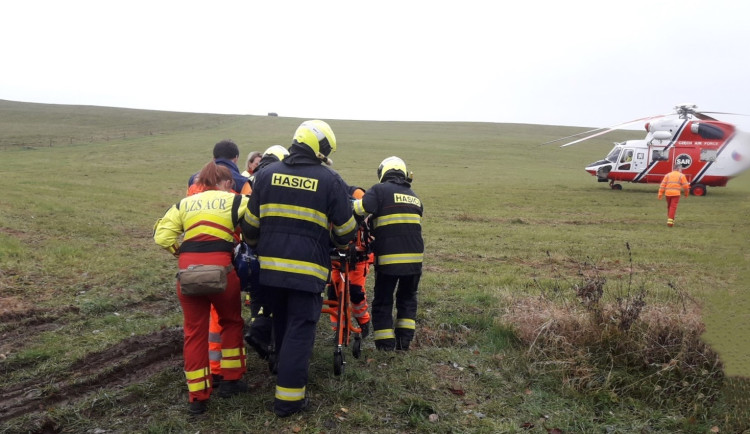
left=321, top=250, right=364, bottom=376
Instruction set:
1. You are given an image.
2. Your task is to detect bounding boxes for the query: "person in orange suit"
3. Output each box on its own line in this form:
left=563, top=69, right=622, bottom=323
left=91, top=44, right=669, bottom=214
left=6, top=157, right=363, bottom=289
left=658, top=163, right=690, bottom=227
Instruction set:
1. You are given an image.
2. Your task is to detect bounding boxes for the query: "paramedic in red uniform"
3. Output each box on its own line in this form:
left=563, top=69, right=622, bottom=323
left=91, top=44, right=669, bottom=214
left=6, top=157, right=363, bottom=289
left=185, top=139, right=249, bottom=389
left=154, top=161, right=249, bottom=415
left=241, top=120, right=356, bottom=417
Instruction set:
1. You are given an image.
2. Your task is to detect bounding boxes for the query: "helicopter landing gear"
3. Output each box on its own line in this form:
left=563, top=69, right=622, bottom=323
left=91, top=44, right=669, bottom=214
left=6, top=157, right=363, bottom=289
left=609, top=180, right=622, bottom=190
left=690, top=184, right=707, bottom=196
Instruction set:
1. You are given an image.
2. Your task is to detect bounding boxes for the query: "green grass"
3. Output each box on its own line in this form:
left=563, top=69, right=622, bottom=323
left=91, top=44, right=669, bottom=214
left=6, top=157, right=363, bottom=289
left=1, top=100, right=749, bottom=433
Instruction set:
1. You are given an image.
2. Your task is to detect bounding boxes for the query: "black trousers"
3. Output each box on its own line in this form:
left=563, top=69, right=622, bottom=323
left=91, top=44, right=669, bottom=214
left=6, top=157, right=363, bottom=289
left=371, top=272, right=421, bottom=350
left=269, top=287, right=322, bottom=412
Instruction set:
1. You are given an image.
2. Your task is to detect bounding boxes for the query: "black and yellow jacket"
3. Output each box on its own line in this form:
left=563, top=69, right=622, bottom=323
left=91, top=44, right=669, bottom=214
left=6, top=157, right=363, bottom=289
left=240, top=146, right=357, bottom=293
left=353, top=173, right=423, bottom=275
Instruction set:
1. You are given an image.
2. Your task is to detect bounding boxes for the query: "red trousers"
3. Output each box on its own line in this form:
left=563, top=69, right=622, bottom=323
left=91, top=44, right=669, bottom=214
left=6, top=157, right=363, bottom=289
left=665, top=195, right=681, bottom=220
left=178, top=252, right=245, bottom=402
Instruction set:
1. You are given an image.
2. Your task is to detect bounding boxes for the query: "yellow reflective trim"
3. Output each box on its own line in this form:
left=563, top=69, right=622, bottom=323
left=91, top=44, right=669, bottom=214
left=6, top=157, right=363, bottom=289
left=333, top=216, right=356, bottom=236
left=221, top=347, right=243, bottom=358
left=184, top=367, right=209, bottom=381
left=187, top=380, right=208, bottom=392
left=353, top=199, right=366, bottom=216
left=260, top=203, right=328, bottom=229
left=373, top=213, right=421, bottom=228
left=221, top=359, right=243, bottom=369
left=275, top=385, right=306, bottom=401
left=244, top=212, right=260, bottom=228
left=373, top=329, right=395, bottom=340
left=184, top=224, right=235, bottom=242
left=260, top=256, right=329, bottom=281
left=396, top=318, right=416, bottom=329
left=378, top=253, right=423, bottom=266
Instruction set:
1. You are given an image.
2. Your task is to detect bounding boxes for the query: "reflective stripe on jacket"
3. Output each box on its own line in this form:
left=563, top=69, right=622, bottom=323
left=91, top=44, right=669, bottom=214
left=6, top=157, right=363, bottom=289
left=353, top=175, right=423, bottom=276
left=241, top=156, right=356, bottom=293
left=154, top=190, right=249, bottom=253
left=658, top=171, right=689, bottom=197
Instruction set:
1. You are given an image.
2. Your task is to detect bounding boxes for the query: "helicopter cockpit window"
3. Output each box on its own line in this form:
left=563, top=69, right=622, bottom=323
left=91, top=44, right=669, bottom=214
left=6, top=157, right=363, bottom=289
left=606, top=148, right=621, bottom=163
left=652, top=149, right=668, bottom=161
left=620, top=150, right=633, bottom=163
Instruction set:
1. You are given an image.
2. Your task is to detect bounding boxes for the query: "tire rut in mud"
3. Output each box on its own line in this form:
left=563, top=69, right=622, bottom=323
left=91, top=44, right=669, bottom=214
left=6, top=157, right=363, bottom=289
left=0, top=306, right=80, bottom=365
left=0, top=326, right=183, bottom=423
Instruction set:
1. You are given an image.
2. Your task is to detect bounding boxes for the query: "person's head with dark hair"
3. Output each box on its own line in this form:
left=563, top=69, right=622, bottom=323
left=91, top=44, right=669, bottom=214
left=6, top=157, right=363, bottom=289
left=213, top=140, right=240, bottom=161
left=196, top=161, right=234, bottom=191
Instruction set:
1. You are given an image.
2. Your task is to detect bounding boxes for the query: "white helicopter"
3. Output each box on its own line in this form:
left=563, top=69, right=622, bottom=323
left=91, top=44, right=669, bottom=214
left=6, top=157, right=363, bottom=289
left=546, top=104, right=750, bottom=195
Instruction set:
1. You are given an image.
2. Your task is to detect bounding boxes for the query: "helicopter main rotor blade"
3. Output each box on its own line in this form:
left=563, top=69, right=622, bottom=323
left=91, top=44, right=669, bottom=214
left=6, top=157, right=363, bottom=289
left=538, top=127, right=612, bottom=146
left=696, top=111, right=750, bottom=120
left=694, top=113, right=717, bottom=121
left=559, top=115, right=666, bottom=147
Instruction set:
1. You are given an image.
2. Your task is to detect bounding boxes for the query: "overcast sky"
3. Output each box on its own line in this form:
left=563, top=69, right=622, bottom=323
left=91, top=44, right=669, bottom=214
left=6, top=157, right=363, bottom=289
left=3, top=0, right=750, bottom=130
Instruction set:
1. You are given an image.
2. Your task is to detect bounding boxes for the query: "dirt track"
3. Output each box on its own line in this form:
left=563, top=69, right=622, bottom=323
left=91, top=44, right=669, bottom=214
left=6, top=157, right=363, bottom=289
left=0, top=305, right=183, bottom=430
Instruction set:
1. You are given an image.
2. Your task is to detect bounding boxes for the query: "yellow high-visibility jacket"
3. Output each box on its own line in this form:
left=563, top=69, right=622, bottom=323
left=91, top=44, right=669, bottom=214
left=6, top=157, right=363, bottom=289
left=154, top=189, right=249, bottom=255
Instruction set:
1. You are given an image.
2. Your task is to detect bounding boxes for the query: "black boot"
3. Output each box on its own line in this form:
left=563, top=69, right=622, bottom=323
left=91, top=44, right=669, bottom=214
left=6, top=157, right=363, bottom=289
left=375, top=338, right=395, bottom=351
left=188, top=400, right=208, bottom=415
left=358, top=321, right=370, bottom=339
left=218, top=380, right=248, bottom=398
left=211, top=374, right=223, bottom=389
left=273, top=397, right=309, bottom=418
left=395, top=336, right=411, bottom=351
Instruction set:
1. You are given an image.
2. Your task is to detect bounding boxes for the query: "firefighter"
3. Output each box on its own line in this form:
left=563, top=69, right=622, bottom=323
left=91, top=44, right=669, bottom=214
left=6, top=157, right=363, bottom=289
left=658, top=162, right=690, bottom=227
left=326, top=186, right=373, bottom=338
left=240, top=120, right=356, bottom=417
left=242, top=144, right=290, bottom=361
left=154, top=161, right=249, bottom=415
left=353, top=156, right=424, bottom=351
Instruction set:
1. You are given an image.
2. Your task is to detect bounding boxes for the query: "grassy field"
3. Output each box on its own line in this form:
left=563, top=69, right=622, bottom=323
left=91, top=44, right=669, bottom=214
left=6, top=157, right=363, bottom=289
left=1, top=99, right=749, bottom=433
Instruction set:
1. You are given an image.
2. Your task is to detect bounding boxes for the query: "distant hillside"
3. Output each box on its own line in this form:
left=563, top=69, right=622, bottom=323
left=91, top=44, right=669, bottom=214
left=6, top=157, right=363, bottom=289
left=0, top=99, right=247, bottom=149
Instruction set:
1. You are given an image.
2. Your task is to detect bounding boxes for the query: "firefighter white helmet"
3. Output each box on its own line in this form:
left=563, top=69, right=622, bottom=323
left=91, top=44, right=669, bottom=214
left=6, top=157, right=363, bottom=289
left=263, top=145, right=289, bottom=161
left=377, top=156, right=408, bottom=182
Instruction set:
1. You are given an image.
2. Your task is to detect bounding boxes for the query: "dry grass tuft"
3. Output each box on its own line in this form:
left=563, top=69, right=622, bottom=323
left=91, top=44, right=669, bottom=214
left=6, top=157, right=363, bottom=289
left=502, top=289, right=723, bottom=415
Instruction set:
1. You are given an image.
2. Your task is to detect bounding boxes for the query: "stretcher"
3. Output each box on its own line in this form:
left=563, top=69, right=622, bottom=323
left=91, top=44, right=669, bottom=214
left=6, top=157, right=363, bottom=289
left=322, top=248, right=364, bottom=376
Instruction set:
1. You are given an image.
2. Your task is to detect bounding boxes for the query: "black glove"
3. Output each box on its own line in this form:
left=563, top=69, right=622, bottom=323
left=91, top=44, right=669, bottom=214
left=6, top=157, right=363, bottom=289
left=347, top=243, right=359, bottom=268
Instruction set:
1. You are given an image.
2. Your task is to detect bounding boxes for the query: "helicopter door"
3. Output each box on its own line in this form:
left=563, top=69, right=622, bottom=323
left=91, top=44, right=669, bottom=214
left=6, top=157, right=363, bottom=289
left=631, top=150, right=646, bottom=171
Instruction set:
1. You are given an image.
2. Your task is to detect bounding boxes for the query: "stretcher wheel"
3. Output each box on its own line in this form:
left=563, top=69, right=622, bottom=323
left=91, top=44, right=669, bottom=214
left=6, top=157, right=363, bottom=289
left=334, top=350, right=345, bottom=376
left=352, top=336, right=362, bottom=359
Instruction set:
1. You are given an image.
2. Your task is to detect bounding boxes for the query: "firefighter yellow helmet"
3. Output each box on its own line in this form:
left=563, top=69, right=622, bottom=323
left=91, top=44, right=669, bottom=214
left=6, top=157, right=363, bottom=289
left=377, top=156, right=407, bottom=182
left=263, top=144, right=289, bottom=161
left=293, top=120, right=337, bottom=157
